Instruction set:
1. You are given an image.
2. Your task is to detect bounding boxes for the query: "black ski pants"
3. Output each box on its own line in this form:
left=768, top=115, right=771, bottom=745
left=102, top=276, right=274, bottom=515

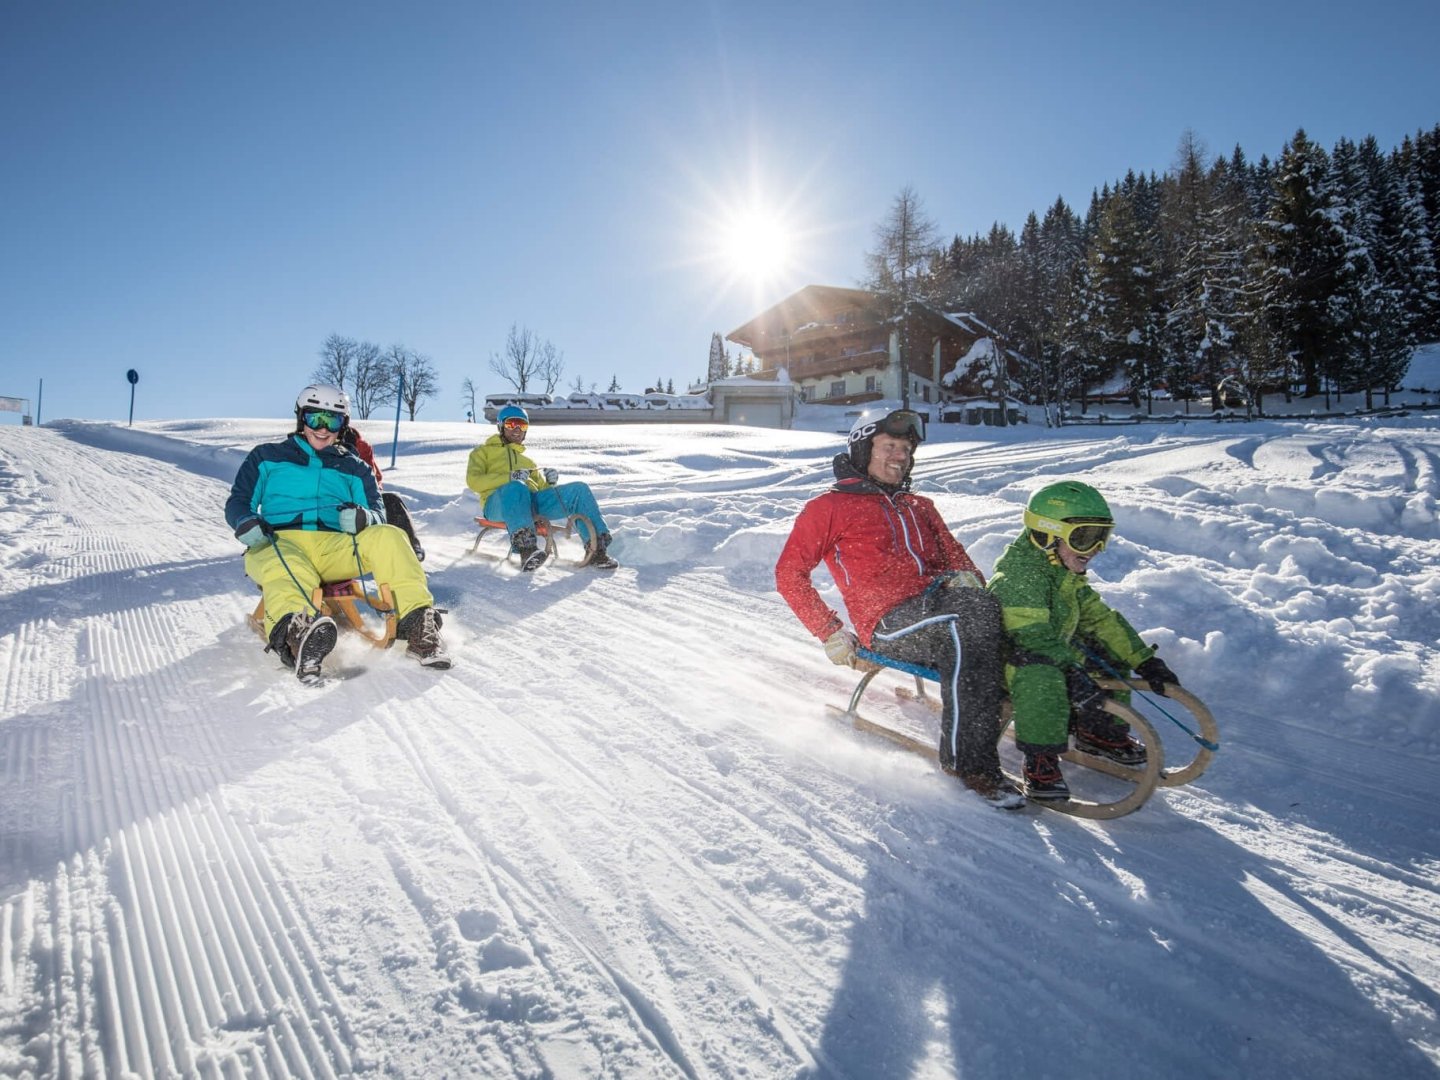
left=869, top=584, right=1006, bottom=778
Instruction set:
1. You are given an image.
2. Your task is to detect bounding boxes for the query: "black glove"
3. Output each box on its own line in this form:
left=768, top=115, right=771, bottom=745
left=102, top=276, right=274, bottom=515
left=1135, top=655, right=1178, bottom=695
left=1065, top=667, right=1108, bottom=717
left=234, top=517, right=273, bottom=548
left=337, top=503, right=370, bottom=534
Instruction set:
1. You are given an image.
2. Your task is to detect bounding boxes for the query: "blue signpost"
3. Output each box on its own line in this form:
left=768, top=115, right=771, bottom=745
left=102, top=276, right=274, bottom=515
left=389, top=374, right=404, bottom=470
left=126, top=369, right=139, bottom=425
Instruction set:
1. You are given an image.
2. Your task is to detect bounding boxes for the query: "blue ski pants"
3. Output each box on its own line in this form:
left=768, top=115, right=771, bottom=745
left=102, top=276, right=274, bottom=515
left=483, top=480, right=610, bottom=543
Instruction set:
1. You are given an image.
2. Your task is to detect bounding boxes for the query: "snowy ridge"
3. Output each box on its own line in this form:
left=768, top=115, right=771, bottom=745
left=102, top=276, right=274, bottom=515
left=1, top=416, right=1438, bottom=1078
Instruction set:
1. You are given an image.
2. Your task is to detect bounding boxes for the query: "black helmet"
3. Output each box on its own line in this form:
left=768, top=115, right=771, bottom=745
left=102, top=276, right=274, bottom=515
left=847, top=409, right=925, bottom=473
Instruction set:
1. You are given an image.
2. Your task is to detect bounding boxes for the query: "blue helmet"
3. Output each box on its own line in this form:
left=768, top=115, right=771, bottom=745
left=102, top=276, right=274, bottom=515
left=497, top=404, right=529, bottom=435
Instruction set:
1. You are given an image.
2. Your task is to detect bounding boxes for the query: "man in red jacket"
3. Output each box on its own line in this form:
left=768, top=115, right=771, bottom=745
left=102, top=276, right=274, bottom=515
left=775, top=409, right=1019, bottom=808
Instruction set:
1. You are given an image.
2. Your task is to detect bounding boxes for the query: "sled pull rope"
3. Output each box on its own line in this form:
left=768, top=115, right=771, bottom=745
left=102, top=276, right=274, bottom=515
left=340, top=505, right=391, bottom=612
left=870, top=613, right=960, bottom=642
left=269, top=534, right=325, bottom=616
left=1082, top=645, right=1220, bottom=752
left=349, top=530, right=373, bottom=607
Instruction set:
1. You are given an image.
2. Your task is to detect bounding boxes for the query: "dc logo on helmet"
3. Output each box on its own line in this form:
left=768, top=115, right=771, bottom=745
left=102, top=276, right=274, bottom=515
left=847, top=409, right=924, bottom=471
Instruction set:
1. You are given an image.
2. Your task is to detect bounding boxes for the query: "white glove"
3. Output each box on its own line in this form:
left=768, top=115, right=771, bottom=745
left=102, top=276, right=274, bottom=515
left=509, top=469, right=530, bottom=483
left=543, top=467, right=559, bottom=485
left=943, top=570, right=984, bottom=589
left=823, top=629, right=858, bottom=667
left=336, top=503, right=371, bottom=534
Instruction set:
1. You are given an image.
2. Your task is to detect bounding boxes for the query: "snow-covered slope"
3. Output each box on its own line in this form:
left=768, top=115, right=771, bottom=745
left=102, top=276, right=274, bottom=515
left=1, top=416, right=1437, bottom=1079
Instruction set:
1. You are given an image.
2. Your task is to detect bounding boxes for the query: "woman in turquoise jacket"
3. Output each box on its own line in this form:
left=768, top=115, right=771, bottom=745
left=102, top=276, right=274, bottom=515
left=226, top=384, right=449, bottom=681
left=988, top=481, right=1180, bottom=801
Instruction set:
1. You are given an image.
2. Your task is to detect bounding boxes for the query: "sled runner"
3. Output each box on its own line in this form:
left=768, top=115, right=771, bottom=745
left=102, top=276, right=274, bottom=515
left=827, top=648, right=1218, bottom=820
left=248, top=579, right=398, bottom=649
left=470, top=513, right=598, bottom=569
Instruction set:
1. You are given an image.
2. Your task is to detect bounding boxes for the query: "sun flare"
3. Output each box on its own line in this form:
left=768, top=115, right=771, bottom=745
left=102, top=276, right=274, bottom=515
left=717, top=209, right=794, bottom=285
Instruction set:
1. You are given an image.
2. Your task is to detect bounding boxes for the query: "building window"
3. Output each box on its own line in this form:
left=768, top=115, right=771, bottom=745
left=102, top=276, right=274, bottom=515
left=800, top=385, right=815, bottom=402
left=922, top=385, right=931, bottom=402
left=829, top=380, right=846, bottom=399
left=865, top=375, right=877, bottom=392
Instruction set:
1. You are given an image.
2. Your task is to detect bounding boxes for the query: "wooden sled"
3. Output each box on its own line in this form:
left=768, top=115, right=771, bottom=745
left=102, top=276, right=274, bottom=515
left=247, top=579, right=398, bottom=649
left=470, top=512, right=598, bottom=569
left=828, top=649, right=1218, bottom=820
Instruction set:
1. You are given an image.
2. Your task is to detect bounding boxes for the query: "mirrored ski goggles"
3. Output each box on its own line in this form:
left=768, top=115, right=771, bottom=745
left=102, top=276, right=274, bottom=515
left=501, top=418, right=529, bottom=433
left=851, top=409, right=925, bottom=444
left=302, top=409, right=346, bottom=432
left=1057, top=520, right=1114, bottom=555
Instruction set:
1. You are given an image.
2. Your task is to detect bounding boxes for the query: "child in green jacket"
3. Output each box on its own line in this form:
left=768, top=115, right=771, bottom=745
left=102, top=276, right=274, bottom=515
left=987, top=481, right=1180, bottom=801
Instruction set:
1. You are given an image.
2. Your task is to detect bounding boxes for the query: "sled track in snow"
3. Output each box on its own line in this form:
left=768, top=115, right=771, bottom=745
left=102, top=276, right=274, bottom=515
left=0, top=442, right=359, bottom=1079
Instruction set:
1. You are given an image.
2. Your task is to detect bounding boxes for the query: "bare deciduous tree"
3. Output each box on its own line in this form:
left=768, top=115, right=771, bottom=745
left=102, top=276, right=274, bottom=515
left=386, top=345, right=440, bottom=420
left=538, top=340, right=565, bottom=394
left=488, top=323, right=565, bottom=395
left=461, top=377, right=479, bottom=421
left=488, top=324, right=541, bottom=392
left=351, top=341, right=393, bottom=418
left=313, top=334, right=357, bottom=391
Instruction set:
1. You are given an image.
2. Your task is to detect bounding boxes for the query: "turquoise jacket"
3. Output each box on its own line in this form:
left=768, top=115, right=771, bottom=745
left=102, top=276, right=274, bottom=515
left=225, top=433, right=383, bottom=533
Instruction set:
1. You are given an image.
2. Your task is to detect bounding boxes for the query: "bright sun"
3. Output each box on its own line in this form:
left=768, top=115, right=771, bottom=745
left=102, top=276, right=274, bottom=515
left=717, top=208, right=794, bottom=286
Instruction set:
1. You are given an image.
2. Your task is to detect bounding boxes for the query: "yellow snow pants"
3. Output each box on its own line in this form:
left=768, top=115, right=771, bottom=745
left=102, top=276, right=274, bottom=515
left=245, top=527, right=433, bottom=637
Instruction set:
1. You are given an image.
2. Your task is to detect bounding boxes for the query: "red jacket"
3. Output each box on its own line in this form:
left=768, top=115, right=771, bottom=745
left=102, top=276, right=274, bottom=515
left=345, top=430, right=383, bottom=486
left=775, top=457, right=985, bottom=646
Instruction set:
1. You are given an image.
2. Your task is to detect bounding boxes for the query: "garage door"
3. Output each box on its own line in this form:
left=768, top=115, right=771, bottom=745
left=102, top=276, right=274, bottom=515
left=725, top=402, right=784, bottom=428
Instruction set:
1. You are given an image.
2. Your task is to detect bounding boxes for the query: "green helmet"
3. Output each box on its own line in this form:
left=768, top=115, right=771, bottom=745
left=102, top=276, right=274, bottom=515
left=1024, top=481, right=1114, bottom=553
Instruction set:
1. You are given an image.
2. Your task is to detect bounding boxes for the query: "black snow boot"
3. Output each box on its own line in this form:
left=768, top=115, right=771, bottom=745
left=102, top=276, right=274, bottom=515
left=957, top=769, right=1026, bottom=811
left=397, top=606, right=451, bottom=669
left=269, top=611, right=338, bottom=684
left=512, top=527, right=548, bottom=572
left=1022, top=751, right=1071, bottom=802
left=1072, top=722, right=1148, bottom=766
left=585, top=531, right=619, bottom=570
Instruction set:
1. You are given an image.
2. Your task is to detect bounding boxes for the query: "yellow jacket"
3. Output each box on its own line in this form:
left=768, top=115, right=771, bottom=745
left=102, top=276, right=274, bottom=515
left=465, top=434, right=553, bottom=502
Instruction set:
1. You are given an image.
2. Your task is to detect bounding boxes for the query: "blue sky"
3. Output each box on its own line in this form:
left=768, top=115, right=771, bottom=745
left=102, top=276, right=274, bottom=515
left=3, top=0, right=1438, bottom=424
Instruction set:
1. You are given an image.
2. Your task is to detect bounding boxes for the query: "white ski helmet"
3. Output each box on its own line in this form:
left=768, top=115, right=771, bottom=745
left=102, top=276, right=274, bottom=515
left=295, top=384, right=350, bottom=415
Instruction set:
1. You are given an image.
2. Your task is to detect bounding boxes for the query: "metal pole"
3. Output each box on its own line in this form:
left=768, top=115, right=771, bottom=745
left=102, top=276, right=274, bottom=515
left=129, top=383, right=135, bottom=426
left=36, top=379, right=42, bottom=425
left=389, top=375, right=403, bottom=470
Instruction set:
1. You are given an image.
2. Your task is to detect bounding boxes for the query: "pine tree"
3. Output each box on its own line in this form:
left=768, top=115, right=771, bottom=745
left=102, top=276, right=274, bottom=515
left=707, top=332, right=730, bottom=382
left=607, top=374, right=621, bottom=392
left=865, top=185, right=941, bottom=410
left=1161, top=134, right=1255, bottom=410
left=1256, top=129, right=1350, bottom=398
left=1079, top=187, right=1161, bottom=407
left=1380, top=139, right=1440, bottom=349
left=1329, top=137, right=1411, bottom=407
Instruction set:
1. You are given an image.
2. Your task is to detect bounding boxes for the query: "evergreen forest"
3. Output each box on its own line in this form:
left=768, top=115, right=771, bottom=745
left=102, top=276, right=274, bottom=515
left=921, top=125, right=1440, bottom=414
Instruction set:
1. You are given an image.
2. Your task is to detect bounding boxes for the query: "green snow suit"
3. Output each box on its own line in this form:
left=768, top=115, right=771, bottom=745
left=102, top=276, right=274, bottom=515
left=987, top=531, right=1155, bottom=751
